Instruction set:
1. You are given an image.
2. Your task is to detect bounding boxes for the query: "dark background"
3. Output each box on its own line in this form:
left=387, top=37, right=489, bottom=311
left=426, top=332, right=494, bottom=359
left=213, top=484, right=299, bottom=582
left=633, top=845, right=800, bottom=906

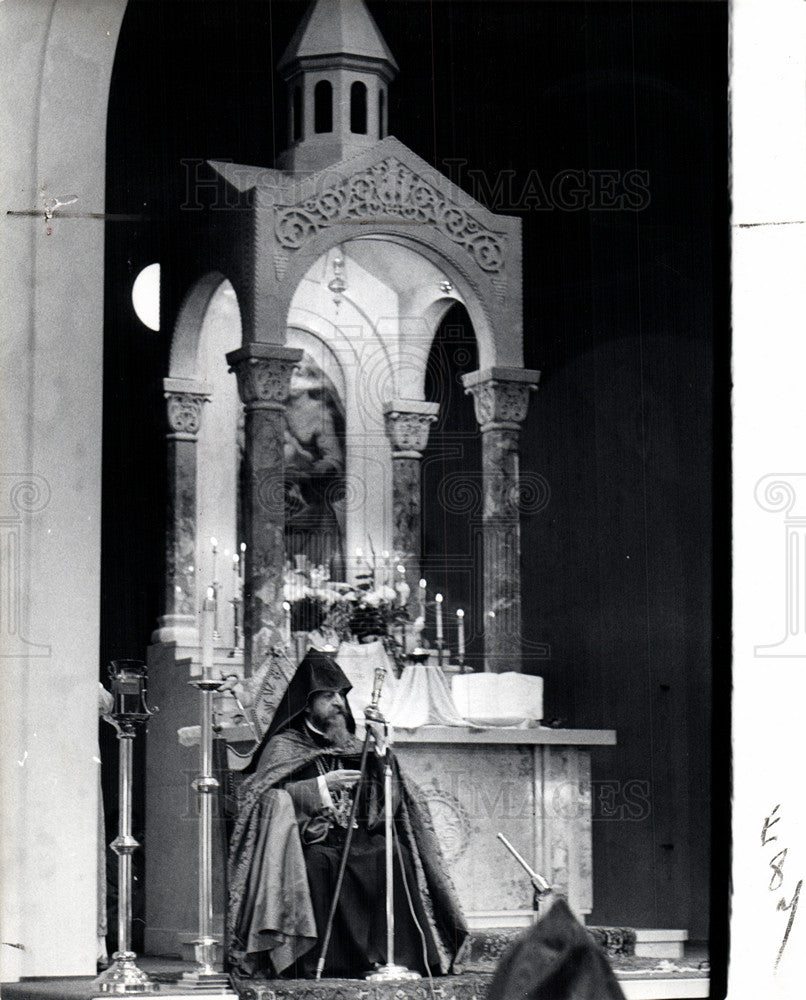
left=102, top=0, right=729, bottom=973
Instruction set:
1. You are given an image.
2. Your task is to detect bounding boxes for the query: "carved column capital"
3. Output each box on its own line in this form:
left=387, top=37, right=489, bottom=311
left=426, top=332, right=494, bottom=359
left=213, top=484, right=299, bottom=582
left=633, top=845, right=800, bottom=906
left=383, top=400, right=440, bottom=457
left=163, top=378, right=211, bottom=441
left=462, top=367, right=540, bottom=432
left=227, top=343, right=303, bottom=410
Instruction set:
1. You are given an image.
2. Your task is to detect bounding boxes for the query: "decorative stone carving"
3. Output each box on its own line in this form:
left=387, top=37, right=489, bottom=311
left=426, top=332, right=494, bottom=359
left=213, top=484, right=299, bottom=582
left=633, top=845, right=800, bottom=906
left=160, top=382, right=211, bottom=631
left=384, top=410, right=438, bottom=456
left=391, top=456, right=422, bottom=560
left=419, top=783, right=471, bottom=865
left=460, top=369, right=540, bottom=672
left=165, top=392, right=206, bottom=437
left=275, top=157, right=507, bottom=274
left=226, top=344, right=303, bottom=673
left=466, top=379, right=534, bottom=432
left=229, top=355, right=299, bottom=410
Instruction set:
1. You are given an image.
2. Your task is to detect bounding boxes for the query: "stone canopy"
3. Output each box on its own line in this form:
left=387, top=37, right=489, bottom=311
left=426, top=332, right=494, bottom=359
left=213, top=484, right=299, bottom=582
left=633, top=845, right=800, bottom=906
left=207, top=136, right=524, bottom=372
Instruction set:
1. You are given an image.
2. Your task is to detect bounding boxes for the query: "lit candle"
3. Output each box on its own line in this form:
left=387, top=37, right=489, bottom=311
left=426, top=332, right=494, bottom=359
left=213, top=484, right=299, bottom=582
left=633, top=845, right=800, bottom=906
left=239, top=542, right=246, bottom=581
left=456, top=608, right=465, bottom=660
left=201, top=587, right=215, bottom=677
left=435, top=593, right=444, bottom=642
left=395, top=564, right=410, bottom=607
left=233, top=552, right=239, bottom=576
left=418, top=578, right=427, bottom=620
left=282, top=600, right=292, bottom=646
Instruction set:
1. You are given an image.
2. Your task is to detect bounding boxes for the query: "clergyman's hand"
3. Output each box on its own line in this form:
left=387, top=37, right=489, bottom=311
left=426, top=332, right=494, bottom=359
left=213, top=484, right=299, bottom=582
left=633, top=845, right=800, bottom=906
left=324, top=769, right=362, bottom=793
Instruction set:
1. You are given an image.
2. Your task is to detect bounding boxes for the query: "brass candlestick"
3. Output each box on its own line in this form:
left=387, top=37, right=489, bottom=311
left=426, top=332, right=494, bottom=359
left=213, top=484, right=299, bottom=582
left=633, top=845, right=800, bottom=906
left=94, top=661, right=158, bottom=995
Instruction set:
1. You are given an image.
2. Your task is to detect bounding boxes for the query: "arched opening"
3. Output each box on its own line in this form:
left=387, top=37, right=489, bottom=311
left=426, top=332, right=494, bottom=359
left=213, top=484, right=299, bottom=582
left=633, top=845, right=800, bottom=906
left=314, top=79, right=333, bottom=133
left=190, top=279, right=244, bottom=626
left=421, top=303, right=482, bottom=669
left=282, top=339, right=348, bottom=591
left=350, top=81, right=368, bottom=134
left=378, top=88, right=386, bottom=139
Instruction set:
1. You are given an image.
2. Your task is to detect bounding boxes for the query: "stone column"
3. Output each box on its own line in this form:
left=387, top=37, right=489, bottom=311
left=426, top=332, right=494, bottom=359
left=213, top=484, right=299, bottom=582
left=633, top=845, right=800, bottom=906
left=462, top=367, right=540, bottom=672
left=155, top=378, right=210, bottom=644
left=227, top=343, right=302, bottom=674
left=383, top=400, right=440, bottom=602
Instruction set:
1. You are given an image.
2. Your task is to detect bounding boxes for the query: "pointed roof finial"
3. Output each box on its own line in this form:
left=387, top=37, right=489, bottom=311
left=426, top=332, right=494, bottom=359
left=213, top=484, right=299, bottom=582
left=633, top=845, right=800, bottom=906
left=278, top=0, right=398, bottom=78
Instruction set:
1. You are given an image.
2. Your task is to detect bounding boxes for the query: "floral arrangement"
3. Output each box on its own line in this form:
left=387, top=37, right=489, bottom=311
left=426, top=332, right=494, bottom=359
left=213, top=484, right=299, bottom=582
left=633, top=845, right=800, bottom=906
left=283, top=558, right=412, bottom=670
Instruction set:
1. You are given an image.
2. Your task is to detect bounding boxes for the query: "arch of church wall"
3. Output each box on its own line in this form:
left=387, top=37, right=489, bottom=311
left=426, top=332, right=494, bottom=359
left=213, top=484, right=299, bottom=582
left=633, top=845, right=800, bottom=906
left=170, top=270, right=237, bottom=379
left=0, top=0, right=129, bottom=981
left=254, top=221, right=512, bottom=372
left=192, top=280, right=243, bottom=621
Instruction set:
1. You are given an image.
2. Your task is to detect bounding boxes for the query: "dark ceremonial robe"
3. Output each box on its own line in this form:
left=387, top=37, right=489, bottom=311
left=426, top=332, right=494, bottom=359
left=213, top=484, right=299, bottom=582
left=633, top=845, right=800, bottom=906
left=227, top=653, right=468, bottom=978
left=487, top=897, right=626, bottom=1000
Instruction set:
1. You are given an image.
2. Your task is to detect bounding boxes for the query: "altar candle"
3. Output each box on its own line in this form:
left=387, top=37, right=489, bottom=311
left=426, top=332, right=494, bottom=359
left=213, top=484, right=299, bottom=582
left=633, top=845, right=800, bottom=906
left=282, top=600, right=292, bottom=646
left=239, top=542, right=246, bottom=581
left=456, top=608, right=465, bottom=660
left=395, top=564, right=410, bottom=606
left=418, top=578, right=427, bottom=619
left=201, top=587, right=215, bottom=676
left=435, top=593, right=444, bottom=641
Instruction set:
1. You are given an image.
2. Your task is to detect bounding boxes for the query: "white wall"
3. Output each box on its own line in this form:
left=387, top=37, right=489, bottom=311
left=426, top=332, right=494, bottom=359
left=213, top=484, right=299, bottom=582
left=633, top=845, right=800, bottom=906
left=0, top=0, right=128, bottom=980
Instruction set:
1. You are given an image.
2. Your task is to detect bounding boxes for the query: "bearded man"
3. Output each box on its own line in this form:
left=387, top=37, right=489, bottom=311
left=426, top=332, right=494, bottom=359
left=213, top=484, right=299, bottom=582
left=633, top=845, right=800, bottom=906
left=227, top=649, right=467, bottom=980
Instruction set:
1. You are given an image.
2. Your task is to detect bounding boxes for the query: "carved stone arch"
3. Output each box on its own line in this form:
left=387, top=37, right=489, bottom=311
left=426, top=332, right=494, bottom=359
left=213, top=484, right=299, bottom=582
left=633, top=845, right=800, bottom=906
left=267, top=223, right=499, bottom=370
left=170, top=271, right=243, bottom=378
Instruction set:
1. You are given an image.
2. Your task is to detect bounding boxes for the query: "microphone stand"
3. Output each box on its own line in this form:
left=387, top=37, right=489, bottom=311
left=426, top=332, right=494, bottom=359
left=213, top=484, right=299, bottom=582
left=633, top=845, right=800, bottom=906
left=496, top=832, right=554, bottom=918
left=365, top=734, right=420, bottom=983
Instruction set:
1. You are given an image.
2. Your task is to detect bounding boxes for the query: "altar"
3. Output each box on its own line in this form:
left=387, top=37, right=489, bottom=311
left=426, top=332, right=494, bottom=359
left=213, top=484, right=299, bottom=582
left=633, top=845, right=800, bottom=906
left=140, top=0, right=619, bottom=969
left=143, top=641, right=614, bottom=959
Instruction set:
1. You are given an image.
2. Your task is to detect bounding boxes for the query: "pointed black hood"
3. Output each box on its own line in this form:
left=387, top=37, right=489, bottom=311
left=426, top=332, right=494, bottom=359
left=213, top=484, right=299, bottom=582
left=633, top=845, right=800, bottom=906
left=243, top=648, right=354, bottom=773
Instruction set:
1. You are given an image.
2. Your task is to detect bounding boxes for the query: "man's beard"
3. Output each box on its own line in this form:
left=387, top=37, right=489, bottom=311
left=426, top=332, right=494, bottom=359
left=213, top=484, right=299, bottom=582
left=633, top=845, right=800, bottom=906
left=321, top=712, right=350, bottom=747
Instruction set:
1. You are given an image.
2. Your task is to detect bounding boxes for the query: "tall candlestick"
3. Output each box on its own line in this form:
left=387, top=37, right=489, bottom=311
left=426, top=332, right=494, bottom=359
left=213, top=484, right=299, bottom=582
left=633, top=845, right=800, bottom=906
left=239, top=542, right=246, bottom=582
left=435, top=593, right=443, bottom=641
left=210, top=537, right=220, bottom=638
left=456, top=608, right=466, bottom=662
left=201, top=588, right=215, bottom=678
left=418, top=578, right=427, bottom=620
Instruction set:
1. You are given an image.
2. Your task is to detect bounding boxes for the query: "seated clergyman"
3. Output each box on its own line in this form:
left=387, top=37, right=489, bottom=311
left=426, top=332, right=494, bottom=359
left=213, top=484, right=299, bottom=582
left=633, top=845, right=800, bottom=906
left=227, top=649, right=468, bottom=979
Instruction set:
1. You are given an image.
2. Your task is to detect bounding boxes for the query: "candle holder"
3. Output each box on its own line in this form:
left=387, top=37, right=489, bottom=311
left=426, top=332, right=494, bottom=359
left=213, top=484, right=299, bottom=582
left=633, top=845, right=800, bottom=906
left=94, top=661, right=158, bottom=995
left=181, top=670, right=235, bottom=994
left=228, top=595, right=241, bottom=657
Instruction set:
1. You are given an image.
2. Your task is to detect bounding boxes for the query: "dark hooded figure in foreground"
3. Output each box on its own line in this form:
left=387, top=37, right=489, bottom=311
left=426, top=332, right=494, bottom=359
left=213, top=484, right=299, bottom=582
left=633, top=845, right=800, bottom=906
left=227, top=649, right=468, bottom=979
left=487, top=897, right=626, bottom=1000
